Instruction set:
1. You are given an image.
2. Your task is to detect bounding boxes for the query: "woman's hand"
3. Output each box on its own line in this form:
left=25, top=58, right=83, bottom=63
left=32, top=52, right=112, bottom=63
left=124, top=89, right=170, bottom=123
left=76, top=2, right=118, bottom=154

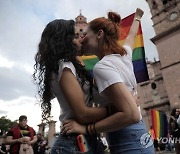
left=135, top=8, right=144, bottom=20
left=62, top=119, right=86, bottom=135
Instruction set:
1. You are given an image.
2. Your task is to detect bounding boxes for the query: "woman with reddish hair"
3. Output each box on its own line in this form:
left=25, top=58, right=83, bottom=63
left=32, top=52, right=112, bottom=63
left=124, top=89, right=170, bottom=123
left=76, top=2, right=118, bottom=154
left=62, top=8, right=154, bottom=153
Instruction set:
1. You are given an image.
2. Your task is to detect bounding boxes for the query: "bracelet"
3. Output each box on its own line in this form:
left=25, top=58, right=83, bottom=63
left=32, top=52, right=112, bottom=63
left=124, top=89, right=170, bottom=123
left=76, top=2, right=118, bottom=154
left=87, top=124, right=92, bottom=135
left=135, top=17, right=141, bottom=22
left=93, top=123, right=97, bottom=134
left=89, top=124, right=94, bottom=135
left=86, top=123, right=97, bottom=135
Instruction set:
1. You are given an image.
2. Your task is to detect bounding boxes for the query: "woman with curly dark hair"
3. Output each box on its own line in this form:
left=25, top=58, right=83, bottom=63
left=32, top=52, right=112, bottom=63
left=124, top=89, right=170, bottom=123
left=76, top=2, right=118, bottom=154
left=33, top=19, right=107, bottom=153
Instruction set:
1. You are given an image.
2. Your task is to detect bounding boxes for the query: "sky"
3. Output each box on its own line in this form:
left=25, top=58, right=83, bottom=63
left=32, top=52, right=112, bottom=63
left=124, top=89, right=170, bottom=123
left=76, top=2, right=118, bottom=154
left=0, top=0, right=159, bottom=132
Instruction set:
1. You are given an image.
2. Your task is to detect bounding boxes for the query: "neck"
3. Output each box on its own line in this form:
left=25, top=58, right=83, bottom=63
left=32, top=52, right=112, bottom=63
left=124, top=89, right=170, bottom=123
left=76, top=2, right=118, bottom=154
left=76, top=56, right=85, bottom=66
left=95, top=45, right=104, bottom=60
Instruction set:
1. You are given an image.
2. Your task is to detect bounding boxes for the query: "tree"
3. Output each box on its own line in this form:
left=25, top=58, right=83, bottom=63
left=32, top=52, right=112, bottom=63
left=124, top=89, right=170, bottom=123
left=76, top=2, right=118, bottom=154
left=0, top=116, right=18, bottom=135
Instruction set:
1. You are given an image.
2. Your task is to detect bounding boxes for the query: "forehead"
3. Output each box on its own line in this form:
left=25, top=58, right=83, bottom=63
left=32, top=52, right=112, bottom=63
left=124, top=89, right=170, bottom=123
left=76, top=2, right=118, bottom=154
left=19, top=119, right=27, bottom=122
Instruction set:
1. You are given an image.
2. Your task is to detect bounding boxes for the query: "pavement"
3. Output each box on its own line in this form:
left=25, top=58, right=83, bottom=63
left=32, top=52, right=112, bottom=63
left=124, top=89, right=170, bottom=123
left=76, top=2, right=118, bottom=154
left=155, top=150, right=176, bottom=154
left=104, top=149, right=176, bottom=154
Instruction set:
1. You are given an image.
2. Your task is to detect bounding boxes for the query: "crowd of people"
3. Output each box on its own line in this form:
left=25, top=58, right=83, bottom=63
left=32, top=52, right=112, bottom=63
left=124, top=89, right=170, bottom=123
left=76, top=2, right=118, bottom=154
left=0, top=115, right=50, bottom=154
left=0, top=115, right=109, bottom=154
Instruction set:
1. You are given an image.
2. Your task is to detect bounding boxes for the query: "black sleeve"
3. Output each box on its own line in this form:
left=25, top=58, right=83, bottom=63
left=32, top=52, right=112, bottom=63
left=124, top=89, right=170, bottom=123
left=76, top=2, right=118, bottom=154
left=33, top=129, right=36, bottom=136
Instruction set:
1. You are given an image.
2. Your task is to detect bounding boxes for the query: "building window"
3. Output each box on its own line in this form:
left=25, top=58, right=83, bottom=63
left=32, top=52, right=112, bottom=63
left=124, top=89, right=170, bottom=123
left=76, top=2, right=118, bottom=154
left=162, top=0, right=172, bottom=5
left=151, top=82, right=157, bottom=90
left=162, top=0, right=168, bottom=5
left=152, top=1, right=158, bottom=9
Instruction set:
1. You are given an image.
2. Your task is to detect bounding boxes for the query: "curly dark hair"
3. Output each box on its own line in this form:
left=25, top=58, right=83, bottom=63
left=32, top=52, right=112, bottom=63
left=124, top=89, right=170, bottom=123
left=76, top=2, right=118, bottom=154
left=33, top=19, right=92, bottom=121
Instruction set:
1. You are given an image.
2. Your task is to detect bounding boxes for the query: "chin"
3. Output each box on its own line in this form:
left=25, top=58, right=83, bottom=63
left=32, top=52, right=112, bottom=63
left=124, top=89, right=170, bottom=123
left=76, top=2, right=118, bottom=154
left=83, top=52, right=92, bottom=56
left=82, top=45, right=96, bottom=56
left=76, top=51, right=83, bottom=56
left=82, top=49, right=95, bottom=56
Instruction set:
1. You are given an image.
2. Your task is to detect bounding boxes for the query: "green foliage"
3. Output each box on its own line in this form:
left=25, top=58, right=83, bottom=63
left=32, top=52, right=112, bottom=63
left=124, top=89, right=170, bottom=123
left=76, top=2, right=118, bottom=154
left=0, top=116, right=18, bottom=135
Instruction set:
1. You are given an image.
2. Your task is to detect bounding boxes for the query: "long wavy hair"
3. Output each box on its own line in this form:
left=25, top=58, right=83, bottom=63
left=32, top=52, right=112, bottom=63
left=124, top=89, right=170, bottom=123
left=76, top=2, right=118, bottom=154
left=33, top=19, right=92, bottom=121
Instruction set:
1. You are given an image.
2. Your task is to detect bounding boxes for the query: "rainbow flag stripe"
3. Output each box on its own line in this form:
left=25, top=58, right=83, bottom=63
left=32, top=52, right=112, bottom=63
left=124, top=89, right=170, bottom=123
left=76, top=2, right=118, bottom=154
left=119, top=13, right=149, bottom=83
left=150, top=109, right=168, bottom=139
left=81, top=13, right=149, bottom=83
left=81, top=55, right=99, bottom=76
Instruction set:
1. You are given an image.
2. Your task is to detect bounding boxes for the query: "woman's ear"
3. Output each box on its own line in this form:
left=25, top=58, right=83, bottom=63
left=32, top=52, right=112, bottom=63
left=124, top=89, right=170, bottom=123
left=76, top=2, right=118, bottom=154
left=97, top=29, right=104, bottom=39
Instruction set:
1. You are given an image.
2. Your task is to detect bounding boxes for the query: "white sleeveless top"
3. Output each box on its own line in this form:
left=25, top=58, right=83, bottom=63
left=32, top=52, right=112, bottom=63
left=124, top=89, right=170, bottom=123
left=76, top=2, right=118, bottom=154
left=51, top=61, right=92, bottom=122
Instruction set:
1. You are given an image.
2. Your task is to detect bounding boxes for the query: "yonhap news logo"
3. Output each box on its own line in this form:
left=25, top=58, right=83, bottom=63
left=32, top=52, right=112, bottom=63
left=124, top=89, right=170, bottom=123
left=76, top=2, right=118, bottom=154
left=159, top=137, right=180, bottom=144
left=140, top=133, right=153, bottom=148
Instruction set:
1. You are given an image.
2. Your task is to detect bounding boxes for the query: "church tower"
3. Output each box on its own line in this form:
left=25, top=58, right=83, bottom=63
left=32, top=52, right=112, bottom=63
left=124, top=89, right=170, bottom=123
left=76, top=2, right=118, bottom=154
left=75, top=10, right=87, bottom=35
left=146, top=0, right=180, bottom=108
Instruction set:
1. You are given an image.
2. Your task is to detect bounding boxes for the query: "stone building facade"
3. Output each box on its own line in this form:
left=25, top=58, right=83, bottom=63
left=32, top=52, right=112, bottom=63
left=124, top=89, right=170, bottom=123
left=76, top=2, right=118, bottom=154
left=140, top=0, right=180, bottom=128
left=138, top=61, right=171, bottom=128
left=146, top=0, right=180, bottom=107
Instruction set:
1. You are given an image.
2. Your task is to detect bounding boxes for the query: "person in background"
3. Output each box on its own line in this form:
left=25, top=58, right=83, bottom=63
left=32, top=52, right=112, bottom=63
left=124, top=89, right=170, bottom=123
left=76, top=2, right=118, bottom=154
left=100, top=133, right=109, bottom=152
left=169, top=108, right=180, bottom=154
left=33, top=133, right=47, bottom=154
left=149, top=125, right=160, bottom=152
left=5, top=115, right=37, bottom=154
left=0, top=143, right=7, bottom=154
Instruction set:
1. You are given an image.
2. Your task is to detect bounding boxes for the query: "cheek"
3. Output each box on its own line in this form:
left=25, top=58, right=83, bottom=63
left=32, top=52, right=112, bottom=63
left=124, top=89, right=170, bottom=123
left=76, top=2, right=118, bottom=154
left=88, top=38, right=97, bottom=47
left=73, top=39, right=78, bottom=45
left=73, top=39, right=81, bottom=47
left=85, top=35, right=96, bottom=46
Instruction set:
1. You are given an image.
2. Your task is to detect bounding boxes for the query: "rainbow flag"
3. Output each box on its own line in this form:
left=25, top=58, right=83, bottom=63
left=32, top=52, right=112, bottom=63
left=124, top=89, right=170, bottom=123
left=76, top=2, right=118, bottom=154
left=119, top=13, right=149, bottom=83
left=150, top=109, right=168, bottom=139
left=81, top=13, right=149, bottom=83
left=81, top=55, right=99, bottom=77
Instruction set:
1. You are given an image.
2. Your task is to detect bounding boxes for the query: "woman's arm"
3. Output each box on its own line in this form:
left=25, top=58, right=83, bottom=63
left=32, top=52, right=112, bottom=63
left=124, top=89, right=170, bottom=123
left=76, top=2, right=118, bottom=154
left=90, top=82, right=140, bottom=133
left=62, top=82, right=140, bottom=134
left=60, top=68, right=107, bottom=124
left=123, top=8, right=144, bottom=49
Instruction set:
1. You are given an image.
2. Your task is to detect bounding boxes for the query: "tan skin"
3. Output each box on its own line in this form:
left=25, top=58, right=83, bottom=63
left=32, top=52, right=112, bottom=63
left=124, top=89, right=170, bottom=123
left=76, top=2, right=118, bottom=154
left=5, top=119, right=37, bottom=146
left=61, top=8, right=144, bottom=135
